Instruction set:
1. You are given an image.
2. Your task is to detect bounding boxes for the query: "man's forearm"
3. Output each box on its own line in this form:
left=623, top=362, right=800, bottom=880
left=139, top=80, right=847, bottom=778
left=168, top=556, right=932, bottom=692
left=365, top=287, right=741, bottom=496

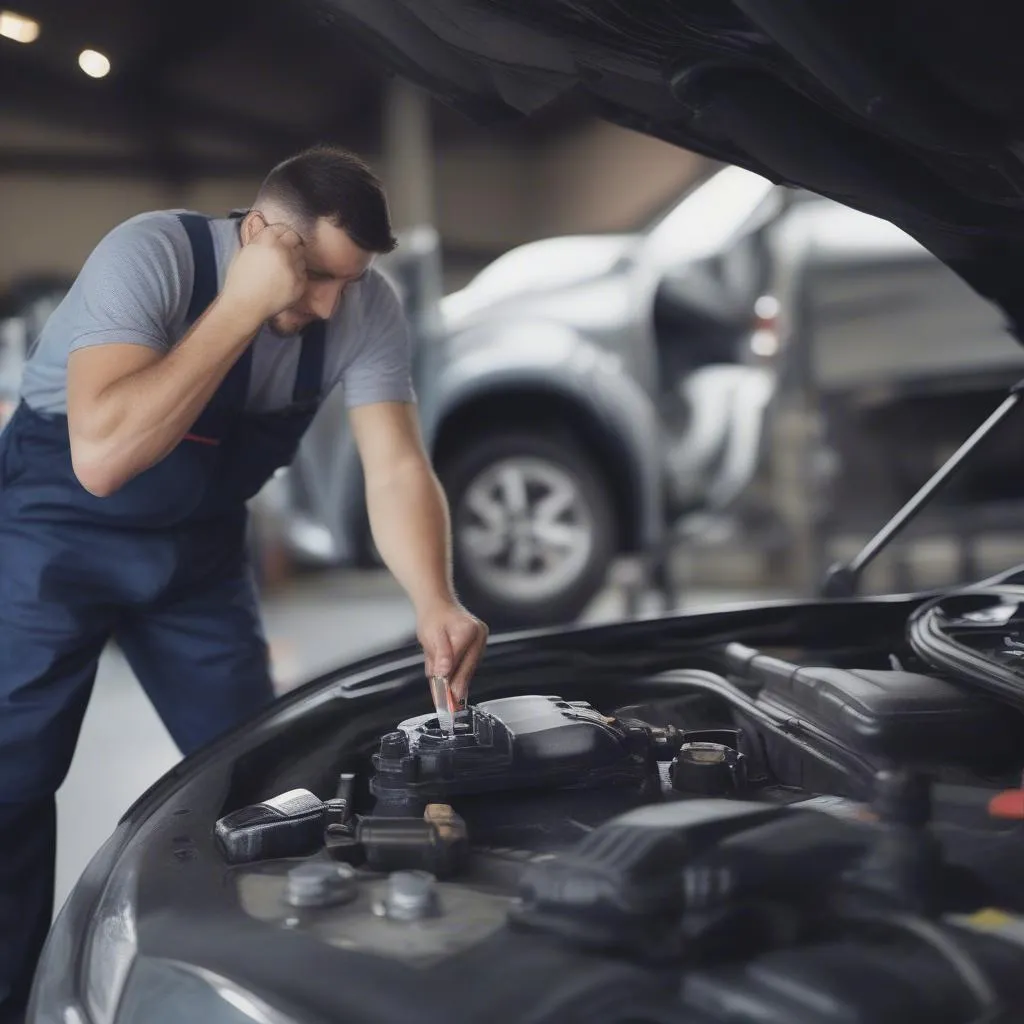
left=365, top=458, right=457, bottom=615
left=69, top=295, right=261, bottom=494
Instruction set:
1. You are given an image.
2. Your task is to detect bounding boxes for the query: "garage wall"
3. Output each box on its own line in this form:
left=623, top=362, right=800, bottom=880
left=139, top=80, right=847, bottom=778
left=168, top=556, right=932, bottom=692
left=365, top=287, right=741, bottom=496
left=0, top=116, right=706, bottom=289
left=0, top=114, right=263, bottom=283
left=0, top=173, right=264, bottom=285
left=537, top=119, right=706, bottom=236
left=433, top=142, right=535, bottom=252
left=434, top=120, right=707, bottom=253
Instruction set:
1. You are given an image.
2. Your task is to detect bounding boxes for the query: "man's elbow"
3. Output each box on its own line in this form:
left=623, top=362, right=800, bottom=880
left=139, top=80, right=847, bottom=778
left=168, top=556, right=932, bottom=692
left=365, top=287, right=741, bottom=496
left=73, top=462, right=123, bottom=499
left=70, top=441, right=128, bottom=498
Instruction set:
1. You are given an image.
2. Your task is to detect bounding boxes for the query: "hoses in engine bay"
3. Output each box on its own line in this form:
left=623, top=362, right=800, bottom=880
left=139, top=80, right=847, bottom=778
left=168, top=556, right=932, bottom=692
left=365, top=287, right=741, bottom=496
left=907, top=586, right=1024, bottom=710
left=643, top=667, right=880, bottom=794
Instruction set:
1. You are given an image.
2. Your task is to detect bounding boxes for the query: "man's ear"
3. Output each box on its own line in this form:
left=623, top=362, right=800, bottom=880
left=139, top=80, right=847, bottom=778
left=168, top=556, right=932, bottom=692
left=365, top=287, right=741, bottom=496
left=240, top=211, right=267, bottom=245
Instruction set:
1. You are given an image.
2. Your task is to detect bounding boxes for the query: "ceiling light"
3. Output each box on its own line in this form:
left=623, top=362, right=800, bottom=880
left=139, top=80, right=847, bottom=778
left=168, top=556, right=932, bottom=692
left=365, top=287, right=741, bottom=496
left=78, top=49, right=110, bottom=78
left=750, top=329, right=779, bottom=359
left=0, top=10, right=40, bottom=43
left=754, top=295, right=780, bottom=320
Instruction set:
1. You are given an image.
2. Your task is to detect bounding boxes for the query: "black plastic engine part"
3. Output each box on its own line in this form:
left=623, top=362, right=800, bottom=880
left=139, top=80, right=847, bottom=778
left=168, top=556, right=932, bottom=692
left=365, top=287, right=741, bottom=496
left=325, top=772, right=356, bottom=827
left=510, top=783, right=986, bottom=962
left=872, top=768, right=933, bottom=827
left=841, top=770, right=946, bottom=914
left=671, top=741, right=748, bottom=796
left=369, top=695, right=656, bottom=809
left=214, top=788, right=326, bottom=865
left=510, top=799, right=791, bottom=959
left=325, top=823, right=365, bottom=866
left=356, top=803, right=469, bottom=879
left=616, top=720, right=686, bottom=760
left=324, top=798, right=350, bottom=827
left=724, top=642, right=1018, bottom=763
left=680, top=920, right=1024, bottom=1024
left=712, top=772, right=983, bottom=920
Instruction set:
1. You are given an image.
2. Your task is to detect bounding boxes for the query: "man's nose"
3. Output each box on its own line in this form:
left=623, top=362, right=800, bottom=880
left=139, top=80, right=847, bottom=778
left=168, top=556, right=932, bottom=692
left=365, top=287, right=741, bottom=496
left=307, top=281, right=345, bottom=320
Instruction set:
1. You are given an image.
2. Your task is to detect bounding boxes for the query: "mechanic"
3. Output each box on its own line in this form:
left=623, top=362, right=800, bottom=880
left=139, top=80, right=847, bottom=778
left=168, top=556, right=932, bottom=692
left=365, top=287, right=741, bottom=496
left=0, top=144, right=488, bottom=1019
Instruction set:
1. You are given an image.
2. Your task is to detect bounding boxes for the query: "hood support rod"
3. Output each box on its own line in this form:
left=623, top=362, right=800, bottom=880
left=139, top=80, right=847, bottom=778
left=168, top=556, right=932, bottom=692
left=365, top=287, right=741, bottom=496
left=821, top=378, right=1024, bottom=598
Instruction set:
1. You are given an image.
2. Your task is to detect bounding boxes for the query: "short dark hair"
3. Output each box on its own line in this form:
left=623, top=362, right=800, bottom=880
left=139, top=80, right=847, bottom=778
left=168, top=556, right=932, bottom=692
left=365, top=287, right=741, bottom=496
left=256, top=145, right=397, bottom=254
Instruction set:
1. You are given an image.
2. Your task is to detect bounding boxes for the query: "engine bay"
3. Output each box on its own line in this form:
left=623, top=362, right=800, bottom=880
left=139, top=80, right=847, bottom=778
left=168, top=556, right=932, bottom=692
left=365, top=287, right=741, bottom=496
left=202, top=593, right=1024, bottom=1024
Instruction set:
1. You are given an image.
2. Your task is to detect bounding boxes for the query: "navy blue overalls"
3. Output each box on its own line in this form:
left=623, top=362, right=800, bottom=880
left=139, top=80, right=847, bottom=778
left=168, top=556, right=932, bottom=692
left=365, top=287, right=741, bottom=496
left=0, top=214, right=327, bottom=1019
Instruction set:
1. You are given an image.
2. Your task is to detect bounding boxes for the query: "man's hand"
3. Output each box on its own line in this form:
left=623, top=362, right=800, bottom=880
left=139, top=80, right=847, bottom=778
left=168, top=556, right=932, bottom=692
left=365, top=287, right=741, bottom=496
left=222, top=216, right=306, bottom=323
left=417, top=601, right=489, bottom=706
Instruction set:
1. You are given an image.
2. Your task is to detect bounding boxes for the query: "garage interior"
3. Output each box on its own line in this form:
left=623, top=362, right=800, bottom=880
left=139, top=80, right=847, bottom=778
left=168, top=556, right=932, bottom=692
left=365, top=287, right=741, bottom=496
left=5, top=0, right=1024, bottom=917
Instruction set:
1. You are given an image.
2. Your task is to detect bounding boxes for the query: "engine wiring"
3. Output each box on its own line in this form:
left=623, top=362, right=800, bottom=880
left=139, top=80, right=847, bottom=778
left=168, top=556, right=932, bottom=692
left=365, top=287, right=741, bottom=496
left=645, top=668, right=880, bottom=791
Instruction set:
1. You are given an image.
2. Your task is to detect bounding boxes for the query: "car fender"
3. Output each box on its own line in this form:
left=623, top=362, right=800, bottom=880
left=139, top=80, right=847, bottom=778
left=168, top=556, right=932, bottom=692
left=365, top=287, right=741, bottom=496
left=421, top=320, right=665, bottom=550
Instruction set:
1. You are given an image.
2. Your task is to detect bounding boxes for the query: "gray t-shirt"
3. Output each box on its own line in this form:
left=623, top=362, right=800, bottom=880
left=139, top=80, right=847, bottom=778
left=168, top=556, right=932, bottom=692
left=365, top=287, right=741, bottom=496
left=20, top=209, right=416, bottom=415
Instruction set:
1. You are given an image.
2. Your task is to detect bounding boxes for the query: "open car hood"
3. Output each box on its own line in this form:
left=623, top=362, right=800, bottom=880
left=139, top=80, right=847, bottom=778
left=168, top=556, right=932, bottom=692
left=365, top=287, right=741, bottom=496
left=318, top=0, right=1024, bottom=342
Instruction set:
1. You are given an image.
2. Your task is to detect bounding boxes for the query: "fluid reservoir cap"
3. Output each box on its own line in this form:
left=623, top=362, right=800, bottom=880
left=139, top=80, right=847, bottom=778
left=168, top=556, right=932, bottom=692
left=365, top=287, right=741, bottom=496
left=683, top=742, right=729, bottom=764
left=670, top=742, right=747, bottom=796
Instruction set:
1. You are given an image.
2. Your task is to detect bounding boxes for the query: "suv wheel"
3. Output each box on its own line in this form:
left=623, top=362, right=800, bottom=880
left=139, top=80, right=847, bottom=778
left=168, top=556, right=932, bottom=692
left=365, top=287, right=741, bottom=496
left=439, top=431, right=616, bottom=630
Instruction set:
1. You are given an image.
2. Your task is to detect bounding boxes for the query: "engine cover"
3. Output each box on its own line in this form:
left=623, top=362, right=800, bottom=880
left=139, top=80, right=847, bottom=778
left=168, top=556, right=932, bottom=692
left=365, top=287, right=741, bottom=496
left=369, top=695, right=656, bottom=810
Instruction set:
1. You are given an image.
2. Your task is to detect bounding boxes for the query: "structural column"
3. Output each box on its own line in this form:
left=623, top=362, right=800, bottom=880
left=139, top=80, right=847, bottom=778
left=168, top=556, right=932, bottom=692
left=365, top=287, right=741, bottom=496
left=382, top=77, right=435, bottom=230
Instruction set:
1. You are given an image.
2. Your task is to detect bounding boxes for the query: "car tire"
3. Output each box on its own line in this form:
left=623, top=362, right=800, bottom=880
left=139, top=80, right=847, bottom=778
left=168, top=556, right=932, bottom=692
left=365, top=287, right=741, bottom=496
left=438, top=430, right=616, bottom=631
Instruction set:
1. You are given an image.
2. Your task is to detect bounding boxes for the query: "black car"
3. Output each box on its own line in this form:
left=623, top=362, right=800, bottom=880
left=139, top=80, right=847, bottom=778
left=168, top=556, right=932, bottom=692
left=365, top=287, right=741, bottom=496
left=28, top=3, right=1024, bottom=1023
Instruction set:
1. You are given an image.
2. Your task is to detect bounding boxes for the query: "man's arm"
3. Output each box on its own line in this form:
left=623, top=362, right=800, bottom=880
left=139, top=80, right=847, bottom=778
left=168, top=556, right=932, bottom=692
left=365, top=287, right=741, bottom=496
left=350, top=401, right=455, bottom=611
left=69, top=300, right=261, bottom=496
left=349, top=401, right=487, bottom=698
left=68, top=221, right=306, bottom=497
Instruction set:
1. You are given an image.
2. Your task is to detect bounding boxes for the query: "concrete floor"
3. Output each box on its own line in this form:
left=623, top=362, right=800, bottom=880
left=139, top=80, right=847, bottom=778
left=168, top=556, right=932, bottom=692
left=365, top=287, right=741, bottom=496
left=52, top=566, right=777, bottom=913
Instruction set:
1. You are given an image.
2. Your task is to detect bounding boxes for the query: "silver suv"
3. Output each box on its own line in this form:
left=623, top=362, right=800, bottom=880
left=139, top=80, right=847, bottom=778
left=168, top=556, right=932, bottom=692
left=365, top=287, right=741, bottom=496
left=273, top=164, right=1019, bottom=627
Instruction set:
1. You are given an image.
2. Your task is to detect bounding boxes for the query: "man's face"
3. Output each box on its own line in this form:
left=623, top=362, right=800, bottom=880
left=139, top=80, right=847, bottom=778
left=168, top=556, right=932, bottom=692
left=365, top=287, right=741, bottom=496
left=247, top=211, right=375, bottom=337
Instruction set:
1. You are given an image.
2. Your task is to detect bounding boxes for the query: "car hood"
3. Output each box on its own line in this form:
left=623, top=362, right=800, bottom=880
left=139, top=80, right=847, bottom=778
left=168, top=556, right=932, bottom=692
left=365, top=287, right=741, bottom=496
left=318, top=0, right=1024, bottom=343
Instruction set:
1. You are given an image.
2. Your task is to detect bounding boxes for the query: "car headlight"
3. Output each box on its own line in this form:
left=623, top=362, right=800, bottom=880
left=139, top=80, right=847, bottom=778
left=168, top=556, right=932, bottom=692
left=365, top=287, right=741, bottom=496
left=81, top=862, right=138, bottom=1024
left=27, top=836, right=138, bottom=1024
left=31, top=827, right=304, bottom=1024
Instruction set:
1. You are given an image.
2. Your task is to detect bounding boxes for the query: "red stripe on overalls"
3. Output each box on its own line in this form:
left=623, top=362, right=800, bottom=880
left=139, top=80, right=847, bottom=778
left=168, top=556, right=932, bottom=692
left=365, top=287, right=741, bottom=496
left=183, top=433, right=220, bottom=446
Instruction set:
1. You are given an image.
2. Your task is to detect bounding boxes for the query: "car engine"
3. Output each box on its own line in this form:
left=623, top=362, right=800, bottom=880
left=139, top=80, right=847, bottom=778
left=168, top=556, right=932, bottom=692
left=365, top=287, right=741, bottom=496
left=205, top=615, right=1024, bottom=1024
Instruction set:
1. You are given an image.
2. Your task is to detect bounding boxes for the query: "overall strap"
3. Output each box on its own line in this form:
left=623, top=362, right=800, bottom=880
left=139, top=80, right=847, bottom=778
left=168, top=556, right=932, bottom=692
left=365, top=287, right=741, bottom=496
left=176, top=212, right=252, bottom=411
left=177, top=213, right=219, bottom=324
left=292, top=319, right=326, bottom=405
